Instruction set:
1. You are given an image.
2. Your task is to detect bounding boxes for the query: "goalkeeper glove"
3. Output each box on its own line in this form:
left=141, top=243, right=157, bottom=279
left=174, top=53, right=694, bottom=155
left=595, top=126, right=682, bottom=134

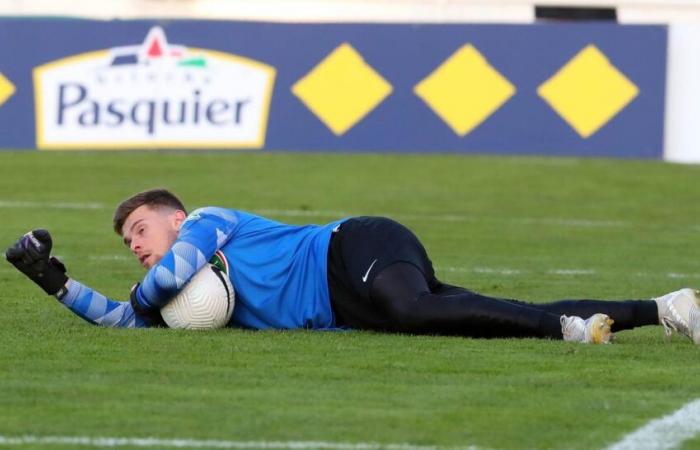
left=130, top=283, right=166, bottom=327
left=5, top=229, right=69, bottom=297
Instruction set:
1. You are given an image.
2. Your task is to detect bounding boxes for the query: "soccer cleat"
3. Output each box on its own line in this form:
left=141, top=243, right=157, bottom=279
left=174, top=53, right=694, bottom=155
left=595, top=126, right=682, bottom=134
left=561, top=313, right=614, bottom=344
left=654, top=288, right=700, bottom=345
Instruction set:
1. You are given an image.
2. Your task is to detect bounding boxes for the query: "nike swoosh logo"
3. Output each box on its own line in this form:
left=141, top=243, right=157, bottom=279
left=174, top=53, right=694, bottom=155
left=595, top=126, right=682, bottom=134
left=362, top=259, right=378, bottom=283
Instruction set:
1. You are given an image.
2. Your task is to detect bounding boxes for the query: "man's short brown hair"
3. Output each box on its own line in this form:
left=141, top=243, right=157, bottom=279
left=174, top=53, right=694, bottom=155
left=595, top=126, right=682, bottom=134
left=113, top=189, right=187, bottom=235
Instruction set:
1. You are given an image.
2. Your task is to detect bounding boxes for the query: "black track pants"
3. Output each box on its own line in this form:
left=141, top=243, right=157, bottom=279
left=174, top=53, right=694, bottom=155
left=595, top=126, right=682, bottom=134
left=327, top=217, right=659, bottom=339
left=368, top=262, right=659, bottom=338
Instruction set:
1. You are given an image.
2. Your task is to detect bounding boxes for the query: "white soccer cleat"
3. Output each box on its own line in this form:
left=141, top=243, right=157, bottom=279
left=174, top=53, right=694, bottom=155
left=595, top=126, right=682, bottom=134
left=654, top=288, right=700, bottom=345
left=561, top=313, right=614, bottom=344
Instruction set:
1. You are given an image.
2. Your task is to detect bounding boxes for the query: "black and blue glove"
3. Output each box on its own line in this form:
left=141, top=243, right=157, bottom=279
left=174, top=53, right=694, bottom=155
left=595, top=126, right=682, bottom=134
left=5, top=229, right=69, bottom=297
left=130, top=283, right=166, bottom=327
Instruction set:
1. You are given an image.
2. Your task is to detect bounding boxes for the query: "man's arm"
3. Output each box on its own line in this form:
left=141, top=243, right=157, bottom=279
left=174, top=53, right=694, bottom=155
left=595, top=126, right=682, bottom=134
left=5, top=229, right=161, bottom=328
left=131, top=207, right=239, bottom=312
left=59, top=279, right=157, bottom=328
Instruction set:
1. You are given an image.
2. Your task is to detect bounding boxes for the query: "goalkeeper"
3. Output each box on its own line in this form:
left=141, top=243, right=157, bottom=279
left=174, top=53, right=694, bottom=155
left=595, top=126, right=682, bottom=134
left=6, top=188, right=700, bottom=345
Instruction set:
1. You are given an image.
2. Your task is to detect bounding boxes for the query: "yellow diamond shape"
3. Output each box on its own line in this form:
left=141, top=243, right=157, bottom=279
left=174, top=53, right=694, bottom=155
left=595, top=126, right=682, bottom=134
left=292, top=43, right=393, bottom=136
left=538, top=44, right=639, bottom=138
left=414, top=44, right=515, bottom=136
left=0, top=72, right=16, bottom=107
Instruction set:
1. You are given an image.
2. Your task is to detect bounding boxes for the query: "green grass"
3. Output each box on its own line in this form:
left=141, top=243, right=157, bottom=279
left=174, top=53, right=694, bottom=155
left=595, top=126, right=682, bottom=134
left=1, top=151, right=700, bottom=450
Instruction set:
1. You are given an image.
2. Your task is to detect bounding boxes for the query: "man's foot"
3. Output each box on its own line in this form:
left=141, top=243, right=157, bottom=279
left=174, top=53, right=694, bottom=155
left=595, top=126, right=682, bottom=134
left=561, top=313, right=614, bottom=344
left=654, top=288, right=700, bottom=344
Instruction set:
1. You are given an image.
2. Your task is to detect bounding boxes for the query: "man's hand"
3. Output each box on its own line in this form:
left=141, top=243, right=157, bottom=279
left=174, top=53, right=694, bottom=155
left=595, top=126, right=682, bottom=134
left=130, top=283, right=166, bottom=327
left=5, top=229, right=69, bottom=297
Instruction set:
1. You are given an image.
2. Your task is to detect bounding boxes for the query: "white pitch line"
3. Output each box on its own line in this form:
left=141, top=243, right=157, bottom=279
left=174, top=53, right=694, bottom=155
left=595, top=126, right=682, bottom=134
left=438, top=266, right=700, bottom=281
left=664, top=272, right=700, bottom=279
left=634, top=271, right=700, bottom=280
left=605, top=398, right=700, bottom=450
left=438, top=266, right=528, bottom=276
left=257, top=209, right=628, bottom=228
left=88, top=255, right=132, bottom=261
left=0, top=199, right=630, bottom=229
left=0, top=200, right=105, bottom=209
left=472, top=266, right=522, bottom=275
left=513, top=217, right=626, bottom=228
left=255, top=208, right=351, bottom=219
left=0, top=435, right=483, bottom=450
left=547, top=269, right=596, bottom=276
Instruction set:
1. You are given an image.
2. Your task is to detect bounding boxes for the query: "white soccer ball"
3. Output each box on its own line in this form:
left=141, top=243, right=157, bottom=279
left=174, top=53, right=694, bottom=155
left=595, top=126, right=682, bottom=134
left=160, top=264, right=235, bottom=330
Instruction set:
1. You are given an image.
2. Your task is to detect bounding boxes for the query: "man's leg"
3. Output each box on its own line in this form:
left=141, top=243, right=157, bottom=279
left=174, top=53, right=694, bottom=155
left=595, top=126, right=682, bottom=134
left=430, top=281, right=659, bottom=332
left=508, top=298, right=657, bottom=332
left=328, top=217, right=636, bottom=342
left=328, top=217, right=700, bottom=343
left=328, top=217, right=602, bottom=340
left=369, top=262, right=564, bottom=338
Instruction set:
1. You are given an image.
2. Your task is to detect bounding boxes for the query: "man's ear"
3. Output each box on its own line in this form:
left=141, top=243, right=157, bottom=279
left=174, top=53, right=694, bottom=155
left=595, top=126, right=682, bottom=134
left=173, top=210, right=187, bottom=231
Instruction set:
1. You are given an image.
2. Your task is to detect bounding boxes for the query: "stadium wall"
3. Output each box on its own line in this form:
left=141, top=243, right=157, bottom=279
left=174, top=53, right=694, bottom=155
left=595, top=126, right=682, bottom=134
left=0, top=1, right=697, bottom=161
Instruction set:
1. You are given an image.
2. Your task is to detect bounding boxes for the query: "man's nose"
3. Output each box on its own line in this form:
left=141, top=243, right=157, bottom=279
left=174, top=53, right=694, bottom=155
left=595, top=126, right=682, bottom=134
left=130, top=239, right=140, bottom=253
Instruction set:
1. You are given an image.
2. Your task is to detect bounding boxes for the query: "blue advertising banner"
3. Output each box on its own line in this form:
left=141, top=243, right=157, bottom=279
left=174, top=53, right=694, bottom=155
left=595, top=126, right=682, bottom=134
left=0, top=19, right=667, bottom=157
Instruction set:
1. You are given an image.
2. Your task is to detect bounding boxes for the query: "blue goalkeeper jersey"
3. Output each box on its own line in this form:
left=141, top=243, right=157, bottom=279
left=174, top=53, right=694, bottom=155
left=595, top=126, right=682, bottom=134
left=59, top=207, right=346, bottom=329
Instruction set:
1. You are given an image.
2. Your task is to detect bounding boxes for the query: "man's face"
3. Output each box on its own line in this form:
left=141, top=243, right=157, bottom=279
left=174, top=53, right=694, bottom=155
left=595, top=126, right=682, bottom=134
left=121, top=205, right=186, bottom=269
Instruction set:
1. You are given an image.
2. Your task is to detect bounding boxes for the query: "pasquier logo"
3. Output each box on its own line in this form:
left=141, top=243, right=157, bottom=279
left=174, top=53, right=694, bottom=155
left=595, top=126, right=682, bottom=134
left=33, top=27, right=276, bottom=150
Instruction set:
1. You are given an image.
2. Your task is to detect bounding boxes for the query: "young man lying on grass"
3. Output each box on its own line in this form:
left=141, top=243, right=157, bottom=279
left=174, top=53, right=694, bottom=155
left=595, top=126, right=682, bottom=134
left=6, top=188, right=700, bottom=345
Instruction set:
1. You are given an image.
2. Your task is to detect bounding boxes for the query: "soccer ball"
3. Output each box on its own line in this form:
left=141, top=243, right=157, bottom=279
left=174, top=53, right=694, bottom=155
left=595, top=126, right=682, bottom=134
left=160, top=264, right=235, bottom=329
